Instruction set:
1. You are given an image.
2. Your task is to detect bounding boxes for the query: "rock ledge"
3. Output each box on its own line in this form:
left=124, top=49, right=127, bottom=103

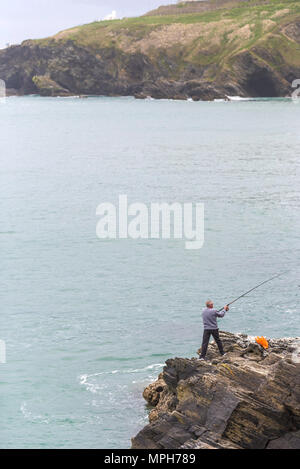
left=132, top=331, right=300, bottom=449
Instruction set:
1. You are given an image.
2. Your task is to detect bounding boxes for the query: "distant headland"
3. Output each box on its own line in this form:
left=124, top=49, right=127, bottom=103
left=1, top=0, right=300, bottom=100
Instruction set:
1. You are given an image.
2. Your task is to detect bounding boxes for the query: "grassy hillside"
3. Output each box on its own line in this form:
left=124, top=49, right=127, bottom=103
left=30, top=0, right=300, bottom=73
left=144, top=0, right=259, bottom=16
left=2, top=0, right=300, bottom=98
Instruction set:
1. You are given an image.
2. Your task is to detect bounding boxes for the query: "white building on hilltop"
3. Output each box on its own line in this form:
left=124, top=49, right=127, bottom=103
left=103, top=10, right=117, bottom=21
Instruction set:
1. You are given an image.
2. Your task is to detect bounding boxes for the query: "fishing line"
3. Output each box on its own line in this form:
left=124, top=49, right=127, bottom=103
left=218, top=271, right=289, bottom=312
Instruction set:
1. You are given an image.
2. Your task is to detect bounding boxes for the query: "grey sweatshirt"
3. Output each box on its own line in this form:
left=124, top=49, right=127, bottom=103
left=202, top=307, right=226, bottom=330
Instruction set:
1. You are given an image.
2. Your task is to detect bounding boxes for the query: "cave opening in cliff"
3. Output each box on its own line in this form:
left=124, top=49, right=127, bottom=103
left=247, top=69, right=278, bottom=97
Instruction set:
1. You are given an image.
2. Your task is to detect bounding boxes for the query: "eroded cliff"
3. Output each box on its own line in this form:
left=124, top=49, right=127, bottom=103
left=0, top=0, right=300, bottom=100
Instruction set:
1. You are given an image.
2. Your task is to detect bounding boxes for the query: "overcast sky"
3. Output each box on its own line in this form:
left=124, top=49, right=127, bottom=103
left=0, top=0, right=177, bottom=49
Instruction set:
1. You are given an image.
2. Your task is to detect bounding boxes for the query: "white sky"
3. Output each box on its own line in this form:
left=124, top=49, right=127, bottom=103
left=0, top=0, right=177, bottom=48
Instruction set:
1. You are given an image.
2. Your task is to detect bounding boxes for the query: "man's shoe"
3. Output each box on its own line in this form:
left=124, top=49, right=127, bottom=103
left=199, top=358, right=205, bottom=361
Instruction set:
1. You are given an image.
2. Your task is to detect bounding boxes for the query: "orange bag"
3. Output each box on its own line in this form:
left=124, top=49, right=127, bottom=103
left=255, top=336, right=269, bottom=349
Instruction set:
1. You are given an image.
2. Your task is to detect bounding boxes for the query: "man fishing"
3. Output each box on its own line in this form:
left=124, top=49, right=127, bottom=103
left=198, top=272, right=287, bottom=361
left=199, top=300, right=229, bottom=361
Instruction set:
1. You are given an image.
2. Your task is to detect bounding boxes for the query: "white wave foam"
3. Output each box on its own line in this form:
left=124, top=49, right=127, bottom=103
left=130, top=363, right=164, bottom=373
left=79, top=374, right=104, bottom=394
left=227, top=96, right=253, bottom=101
left=20, top=402, right=50, bottom=424
left=79, top=363, right=164, bottom=394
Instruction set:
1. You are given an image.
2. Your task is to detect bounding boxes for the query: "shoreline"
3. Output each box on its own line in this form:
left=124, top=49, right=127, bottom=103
left=4, top=91, right=295, bottom=103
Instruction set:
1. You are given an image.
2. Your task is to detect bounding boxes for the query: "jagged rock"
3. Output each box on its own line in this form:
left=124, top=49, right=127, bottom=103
left=143, top=373, right=165, bottom=407
left=131, top=331, right=300, bottom=449
left=32, top=75, right=71, bottom=96
left=267, top=430, right=300, bottom=449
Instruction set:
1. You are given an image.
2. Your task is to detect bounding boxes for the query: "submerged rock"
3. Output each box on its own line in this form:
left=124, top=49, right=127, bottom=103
left=131, top=331, right=300, bottom=449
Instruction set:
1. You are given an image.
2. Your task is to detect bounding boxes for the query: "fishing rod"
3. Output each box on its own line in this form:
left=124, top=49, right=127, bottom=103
left=218, top=271, right=289, bottom=312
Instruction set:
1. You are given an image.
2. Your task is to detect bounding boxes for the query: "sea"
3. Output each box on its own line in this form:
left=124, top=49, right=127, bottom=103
left=1, top=95, right=299, bottom=448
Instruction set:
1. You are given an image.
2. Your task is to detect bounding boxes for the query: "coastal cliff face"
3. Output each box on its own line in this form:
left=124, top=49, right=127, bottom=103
left=1, top=0, right=300, bottom=100
left=131, top=331, right=300, bottom=449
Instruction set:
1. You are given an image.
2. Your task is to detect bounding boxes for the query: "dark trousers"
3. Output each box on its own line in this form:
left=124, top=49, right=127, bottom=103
left=200, top=329, right=224, bottom=359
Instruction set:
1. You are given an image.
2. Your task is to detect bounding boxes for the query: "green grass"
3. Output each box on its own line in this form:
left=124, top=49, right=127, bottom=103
left=29, top=0, right=300, bottom=80
left=57, top=1, right=299, bottom=37
left=32, top=1, right=299, bottom=39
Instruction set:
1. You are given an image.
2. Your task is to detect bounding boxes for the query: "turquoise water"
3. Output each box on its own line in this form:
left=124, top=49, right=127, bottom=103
left=1, top=96, right=299, bottom=448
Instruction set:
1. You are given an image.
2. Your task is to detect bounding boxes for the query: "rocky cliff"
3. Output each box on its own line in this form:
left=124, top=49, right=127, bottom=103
left=1, top=0, right=300, bottom=100
left=131, top=331, right=300, bottom=449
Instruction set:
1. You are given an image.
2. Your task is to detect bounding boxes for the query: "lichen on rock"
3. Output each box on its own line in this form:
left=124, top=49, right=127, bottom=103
left=32, top=75, right=71, bottom=96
